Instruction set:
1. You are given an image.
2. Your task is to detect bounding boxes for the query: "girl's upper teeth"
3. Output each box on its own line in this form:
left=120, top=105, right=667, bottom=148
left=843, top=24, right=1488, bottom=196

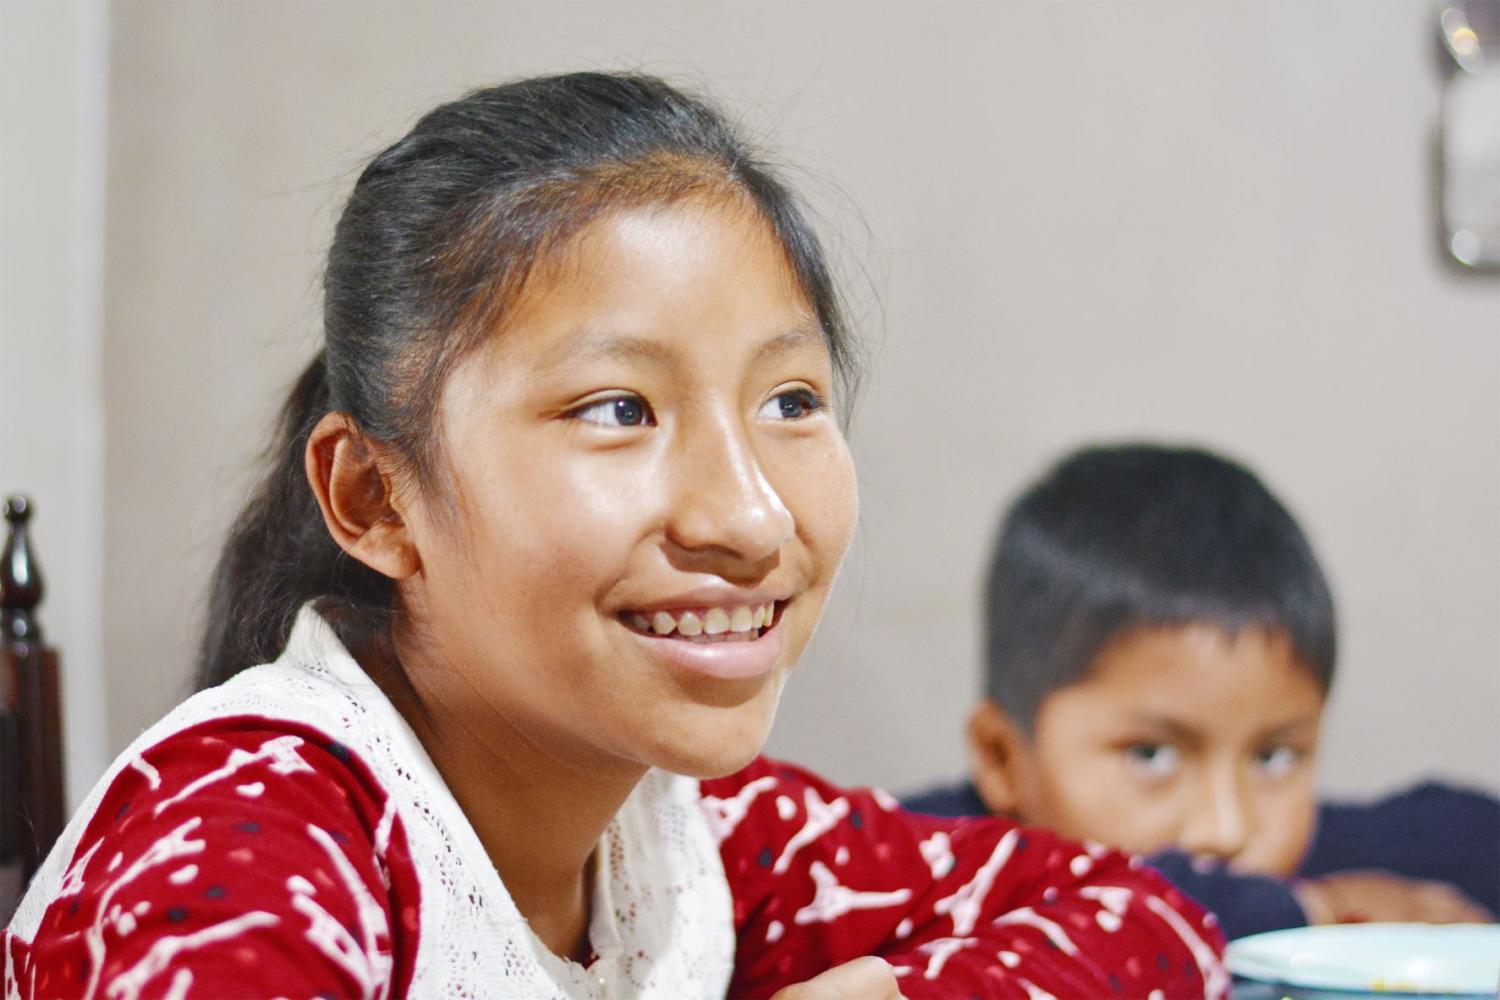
left=631, top=603, right=774, bottom=637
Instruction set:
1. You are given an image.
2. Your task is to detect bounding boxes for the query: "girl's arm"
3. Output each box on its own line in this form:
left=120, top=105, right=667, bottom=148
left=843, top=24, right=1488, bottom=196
left=704, top=757, right=1228, bottom=999
left=4, top=717, right=418, bottom=999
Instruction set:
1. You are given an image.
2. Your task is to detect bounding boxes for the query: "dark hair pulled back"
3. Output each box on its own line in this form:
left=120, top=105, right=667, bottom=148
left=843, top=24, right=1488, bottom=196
left=197, top=72, right=860, bottom=688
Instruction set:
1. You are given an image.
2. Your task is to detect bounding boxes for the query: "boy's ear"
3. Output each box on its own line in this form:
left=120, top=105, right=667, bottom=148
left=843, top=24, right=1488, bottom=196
left=305, top=413, right=421, bottom=581
left=966, top=698, right=1030, bottom=817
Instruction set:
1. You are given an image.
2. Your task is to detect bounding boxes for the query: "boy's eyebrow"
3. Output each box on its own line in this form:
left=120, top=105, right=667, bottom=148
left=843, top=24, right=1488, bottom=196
left=1122, top=714, right=1206, bottom=749
left=1257, top=715, right=1321, bottom=741
left=1121, top=712, right=1321, bottom=747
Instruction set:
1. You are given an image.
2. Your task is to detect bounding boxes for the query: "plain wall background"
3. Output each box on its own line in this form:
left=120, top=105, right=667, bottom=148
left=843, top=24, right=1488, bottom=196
left=0, top=0, right=109, bottom=809
left=8, top=0, right=1495, bottom=805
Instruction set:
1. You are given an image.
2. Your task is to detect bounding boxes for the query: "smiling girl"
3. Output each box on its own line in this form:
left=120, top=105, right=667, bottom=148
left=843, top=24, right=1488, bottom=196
left=4, top=74, right=1224, bottom=999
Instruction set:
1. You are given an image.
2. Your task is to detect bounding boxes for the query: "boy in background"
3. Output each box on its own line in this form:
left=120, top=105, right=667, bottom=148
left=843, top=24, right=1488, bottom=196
left=905, top=443, right=1496, bottom=938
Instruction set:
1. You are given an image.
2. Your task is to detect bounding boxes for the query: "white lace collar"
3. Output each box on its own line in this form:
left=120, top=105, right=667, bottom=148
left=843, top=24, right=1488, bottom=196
left=18, top=606, right=736, bottom=999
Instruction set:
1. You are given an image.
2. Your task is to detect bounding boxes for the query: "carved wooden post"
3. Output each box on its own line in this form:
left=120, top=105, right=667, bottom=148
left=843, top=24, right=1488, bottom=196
left=1, top=495, right=66, bottom=899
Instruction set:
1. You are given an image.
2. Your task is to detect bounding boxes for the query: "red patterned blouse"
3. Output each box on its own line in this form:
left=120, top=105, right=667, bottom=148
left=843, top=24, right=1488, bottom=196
left=3, top=611, right=1225, bottom=999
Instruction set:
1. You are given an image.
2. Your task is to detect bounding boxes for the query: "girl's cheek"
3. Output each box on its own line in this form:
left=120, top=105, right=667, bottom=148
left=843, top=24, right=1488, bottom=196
left=552, top=450, right=661, bottom=527
left=813, top=430, right=857, bottom=498
left=789, top=438, right=858, bottom=559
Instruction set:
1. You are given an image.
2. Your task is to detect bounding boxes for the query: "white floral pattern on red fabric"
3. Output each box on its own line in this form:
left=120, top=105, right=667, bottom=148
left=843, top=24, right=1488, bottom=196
left=707, top=758, right=1229, bottom=998
left=4, top=607, right=1226, bottom=998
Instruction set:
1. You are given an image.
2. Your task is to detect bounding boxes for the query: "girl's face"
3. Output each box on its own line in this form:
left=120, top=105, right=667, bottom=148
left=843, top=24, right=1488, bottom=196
left=396, top=199, right=858, bottom=780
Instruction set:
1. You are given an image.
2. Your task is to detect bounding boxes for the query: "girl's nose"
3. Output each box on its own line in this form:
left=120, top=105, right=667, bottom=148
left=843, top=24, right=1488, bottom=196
left=665, top=414, right=794, bottom=570
left=1178, top=767, right=1251, bottom=863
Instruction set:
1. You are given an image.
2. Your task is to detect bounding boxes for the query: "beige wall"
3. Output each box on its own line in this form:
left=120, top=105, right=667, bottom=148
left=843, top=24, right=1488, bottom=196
left=100, top=1, right=1497, bottom=801
left=0, top=0, right=109, bottom=808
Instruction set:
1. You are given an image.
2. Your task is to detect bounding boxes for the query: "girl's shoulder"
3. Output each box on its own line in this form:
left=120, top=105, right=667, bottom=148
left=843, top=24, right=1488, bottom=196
left=9, top=608, right=409, bottom=933
left=5, top=711, right=421, bottom=998
left=4, top=610, right=430, bottom=997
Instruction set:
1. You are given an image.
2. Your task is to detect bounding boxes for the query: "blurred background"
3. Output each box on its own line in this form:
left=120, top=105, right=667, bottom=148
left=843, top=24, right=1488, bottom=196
left=2, top=0, right=1496, bottom=812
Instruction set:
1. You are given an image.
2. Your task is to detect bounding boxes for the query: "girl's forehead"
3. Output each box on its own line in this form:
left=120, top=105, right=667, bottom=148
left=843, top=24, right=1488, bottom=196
left=486, top=201, right=819, bottom=364
left=538, top=198, right=796, bottom=290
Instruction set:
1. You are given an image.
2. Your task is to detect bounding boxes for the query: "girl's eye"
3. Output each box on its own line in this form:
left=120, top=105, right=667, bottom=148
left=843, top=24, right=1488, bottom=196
left=758, top=387, right=825, bottom=421
left=1124, top=742, right=1181, bottom=780
left=1255, top=745, right=1303, bottom=778
left=571, top=394, right=655, bottom=428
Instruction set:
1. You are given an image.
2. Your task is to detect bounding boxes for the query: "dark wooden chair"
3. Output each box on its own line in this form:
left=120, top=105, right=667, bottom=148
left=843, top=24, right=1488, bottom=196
left=1, top=496, right=66, bottom=923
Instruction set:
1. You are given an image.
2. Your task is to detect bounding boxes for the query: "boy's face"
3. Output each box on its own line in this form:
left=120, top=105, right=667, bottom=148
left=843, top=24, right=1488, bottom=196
left=969, top=624, right=1324, bottom=877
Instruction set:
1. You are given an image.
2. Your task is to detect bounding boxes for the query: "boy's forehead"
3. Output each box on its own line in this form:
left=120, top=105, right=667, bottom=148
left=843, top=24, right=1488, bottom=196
left=1091, top=621, right=1303, bottom=675
left=1041, top=622, right=1326, bottom=727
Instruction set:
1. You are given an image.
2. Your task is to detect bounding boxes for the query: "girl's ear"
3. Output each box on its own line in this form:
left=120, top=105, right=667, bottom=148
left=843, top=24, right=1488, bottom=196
left=966, top=698, right=1030, bottom=818
left=305, top=412, right=421, bottom=581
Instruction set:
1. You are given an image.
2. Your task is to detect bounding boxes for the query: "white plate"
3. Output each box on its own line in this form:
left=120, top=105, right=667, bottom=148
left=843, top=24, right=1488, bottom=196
left=1227, top=923, right=1500, bottom=995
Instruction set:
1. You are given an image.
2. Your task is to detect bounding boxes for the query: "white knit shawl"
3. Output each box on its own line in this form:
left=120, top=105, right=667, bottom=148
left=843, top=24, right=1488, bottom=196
left=12, top=607, right=736, bottom=999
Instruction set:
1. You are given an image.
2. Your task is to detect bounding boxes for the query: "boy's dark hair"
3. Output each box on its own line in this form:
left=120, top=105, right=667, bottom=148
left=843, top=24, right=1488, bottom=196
left=196, top=72, right=860, bottom=689
left=983, top=443, right=1337, bottom=732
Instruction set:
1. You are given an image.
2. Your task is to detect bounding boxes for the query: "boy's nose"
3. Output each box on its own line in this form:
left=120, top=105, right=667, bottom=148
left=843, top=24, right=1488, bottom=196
left=1178, top=769, right=1250, bottom=862
left=664, top=414, right=794, bottom=569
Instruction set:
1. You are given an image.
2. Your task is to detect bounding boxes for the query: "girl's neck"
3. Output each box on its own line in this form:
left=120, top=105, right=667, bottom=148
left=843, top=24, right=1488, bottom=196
left=361, top=629, right=645, bottom=962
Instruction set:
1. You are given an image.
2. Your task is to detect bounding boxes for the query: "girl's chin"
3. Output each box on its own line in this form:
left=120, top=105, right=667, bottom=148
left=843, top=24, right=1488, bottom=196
left=643, top=710, right=779, bottom=781
left=610, top=668, right=786, bottom=779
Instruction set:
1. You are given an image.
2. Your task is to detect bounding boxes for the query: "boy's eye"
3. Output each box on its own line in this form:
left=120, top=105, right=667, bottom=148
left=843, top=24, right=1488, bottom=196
left=1254, top=745, right=1303, bottom=777
left=571, top=394, right=655, bottom=428
left=758, top=387, right=825, bottom=421
left=1124, top=742, right=1181, bottom=779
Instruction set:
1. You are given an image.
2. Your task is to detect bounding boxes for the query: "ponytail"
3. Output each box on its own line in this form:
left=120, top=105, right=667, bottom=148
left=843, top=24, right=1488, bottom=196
left=195, top=353, right=391, bottom=688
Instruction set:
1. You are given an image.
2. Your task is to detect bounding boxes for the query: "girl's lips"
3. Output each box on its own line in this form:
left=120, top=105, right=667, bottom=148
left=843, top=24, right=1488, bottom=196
left=621, top=611, right=785, bottom=681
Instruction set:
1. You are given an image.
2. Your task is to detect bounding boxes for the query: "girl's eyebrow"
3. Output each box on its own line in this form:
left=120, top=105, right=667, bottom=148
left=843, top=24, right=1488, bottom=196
left=542, top=334, right=677, bottom=373
left=541, top=323, right=826, bottom=374
left=752, top=323, right=826, bottom=364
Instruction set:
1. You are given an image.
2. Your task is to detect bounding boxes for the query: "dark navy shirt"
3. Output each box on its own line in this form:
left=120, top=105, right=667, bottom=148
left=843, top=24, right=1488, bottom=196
left=901, top=779, right=1499, bottom=940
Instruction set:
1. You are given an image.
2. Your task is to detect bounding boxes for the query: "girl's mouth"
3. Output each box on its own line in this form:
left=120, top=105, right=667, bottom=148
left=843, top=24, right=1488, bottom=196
left=618, top=601, right=781, bottom=643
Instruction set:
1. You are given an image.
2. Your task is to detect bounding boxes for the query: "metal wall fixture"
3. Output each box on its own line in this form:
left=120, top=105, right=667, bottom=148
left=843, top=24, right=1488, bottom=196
left=1436, top=1, right=1500, bottom=271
